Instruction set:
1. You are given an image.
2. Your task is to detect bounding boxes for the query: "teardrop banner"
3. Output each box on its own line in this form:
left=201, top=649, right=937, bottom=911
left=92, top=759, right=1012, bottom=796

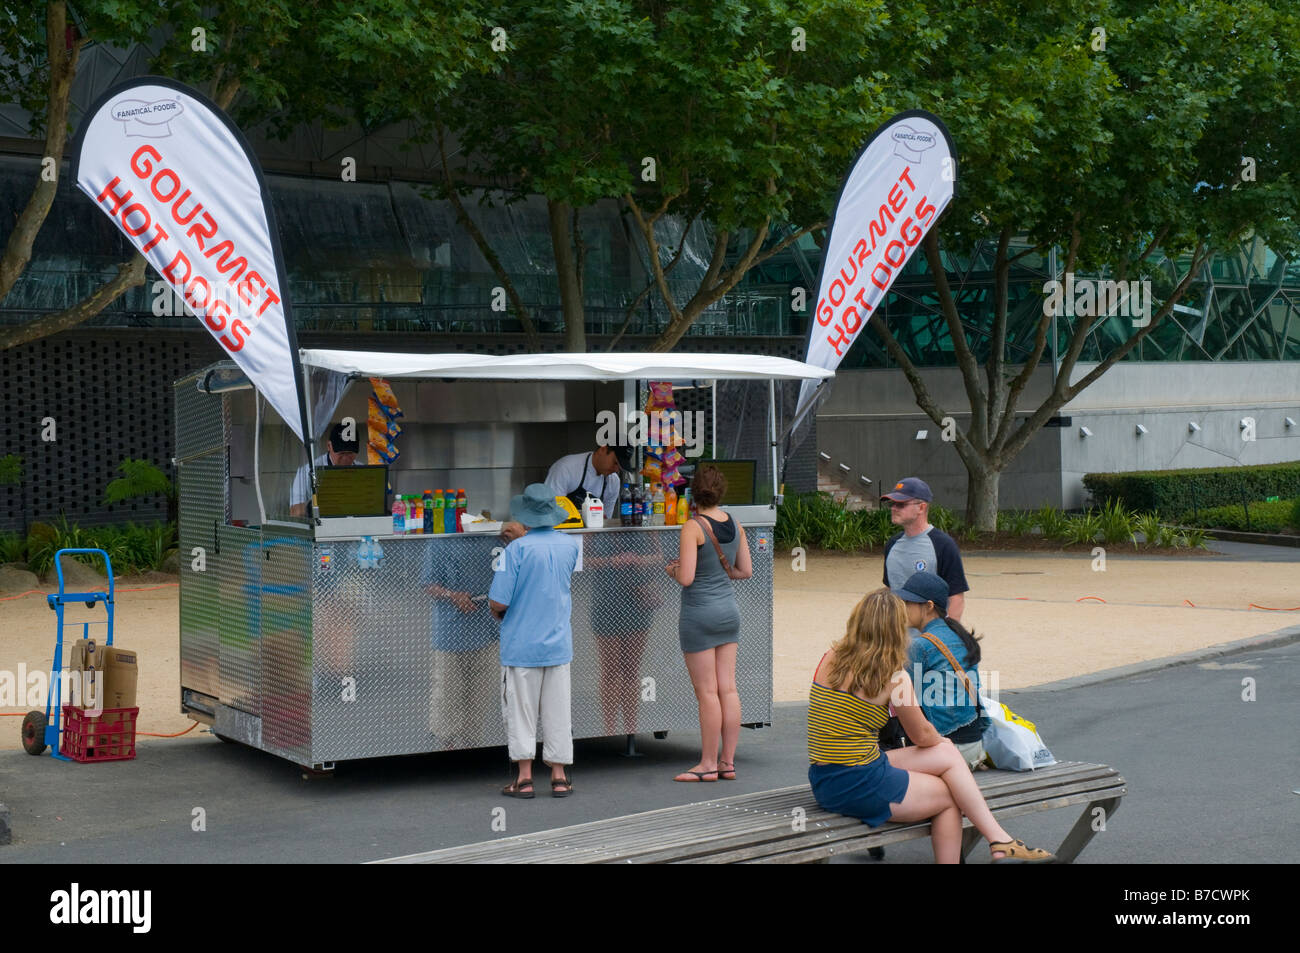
left=789, top=110, right=957, bottom=436
left=70, top=75, right=312, bottom=447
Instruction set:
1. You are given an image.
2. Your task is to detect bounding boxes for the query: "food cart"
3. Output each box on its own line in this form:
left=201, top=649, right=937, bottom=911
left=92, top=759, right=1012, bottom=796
left=174, top=351, right=832, bottom=772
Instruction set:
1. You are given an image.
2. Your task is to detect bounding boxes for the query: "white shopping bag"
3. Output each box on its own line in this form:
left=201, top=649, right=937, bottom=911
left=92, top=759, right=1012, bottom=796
left=980, top=694, right=1057, bottom=771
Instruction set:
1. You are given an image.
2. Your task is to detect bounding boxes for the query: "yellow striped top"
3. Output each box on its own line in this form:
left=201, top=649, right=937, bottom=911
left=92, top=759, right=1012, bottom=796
left=808, top=681, right=891, bottom=765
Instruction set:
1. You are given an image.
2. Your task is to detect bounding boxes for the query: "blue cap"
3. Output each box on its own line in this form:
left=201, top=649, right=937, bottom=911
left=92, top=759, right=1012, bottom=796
left=881, top=477, right=933, bottom=503
left=895, top=571, right=950, bottom=614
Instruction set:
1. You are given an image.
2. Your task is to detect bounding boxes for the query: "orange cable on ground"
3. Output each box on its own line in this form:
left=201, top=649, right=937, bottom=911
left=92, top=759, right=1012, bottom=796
left=0, top=582, right=179, bottom=602
left=0, top=589, right=46, bottom=602
left=1076, top=596, right=1107, bottom=603
left=138, top=721, right=199, bottom=738
left=1248, top=603, right=1300, bottom=611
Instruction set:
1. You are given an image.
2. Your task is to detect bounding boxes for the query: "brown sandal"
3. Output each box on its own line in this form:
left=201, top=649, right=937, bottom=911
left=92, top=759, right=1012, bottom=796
left=502, top=778, right=535, bottom=799
left=989, top=839, right=1055, bottom=863
left=718, top=761, right=736, bottom=780
left=673, top=768, right=718, bottom=782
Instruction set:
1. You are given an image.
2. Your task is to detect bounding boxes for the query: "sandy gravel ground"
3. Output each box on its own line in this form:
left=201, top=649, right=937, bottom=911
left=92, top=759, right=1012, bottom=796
left=2, top=549, right=1297, bottom=750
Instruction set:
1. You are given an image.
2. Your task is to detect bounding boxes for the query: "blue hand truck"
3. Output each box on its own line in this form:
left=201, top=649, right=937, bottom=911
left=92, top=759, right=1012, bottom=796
left=21, top=549, right=115, bottom=759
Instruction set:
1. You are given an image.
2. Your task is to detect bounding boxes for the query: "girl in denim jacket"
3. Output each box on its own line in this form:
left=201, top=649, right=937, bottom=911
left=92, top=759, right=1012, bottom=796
left=896, top=571, right=990, bottom=770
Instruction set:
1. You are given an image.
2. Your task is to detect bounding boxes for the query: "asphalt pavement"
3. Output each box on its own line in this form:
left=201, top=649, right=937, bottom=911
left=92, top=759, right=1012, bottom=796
left=0, top=625, right=1296, bottom=864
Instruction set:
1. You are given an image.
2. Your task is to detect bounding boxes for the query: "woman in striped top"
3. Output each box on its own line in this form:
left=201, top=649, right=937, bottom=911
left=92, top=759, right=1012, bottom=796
left=808, top=588, right=1053, bottom=864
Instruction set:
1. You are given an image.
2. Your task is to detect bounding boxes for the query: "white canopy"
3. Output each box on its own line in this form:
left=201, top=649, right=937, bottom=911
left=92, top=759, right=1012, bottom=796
left=298, top=349, right=834, bottom=382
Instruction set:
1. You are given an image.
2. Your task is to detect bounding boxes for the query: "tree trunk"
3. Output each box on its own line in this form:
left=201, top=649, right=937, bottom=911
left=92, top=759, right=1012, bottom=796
left=548, top=198, right=586, bottom=352
left=0, top=1, right=77, bottom=303
left=966, top=463, right=1001, bottom=532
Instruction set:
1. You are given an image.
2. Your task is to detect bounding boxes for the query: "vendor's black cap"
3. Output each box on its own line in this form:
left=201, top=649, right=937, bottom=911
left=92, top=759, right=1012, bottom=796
left=610, top=444, right=635, bottom=471
left=328, top=422, right=360, bottom=454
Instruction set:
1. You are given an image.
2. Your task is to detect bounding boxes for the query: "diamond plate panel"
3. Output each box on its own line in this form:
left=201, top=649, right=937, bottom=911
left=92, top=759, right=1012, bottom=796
left=174, top=369, right=228, bottom=461
left=307, top=526, right=774, bottom=763
left=217, top=525, right=263, bottom=713
left=177, top=449, right=225, bottom=698
left=259, top=531, right=314, bottom=764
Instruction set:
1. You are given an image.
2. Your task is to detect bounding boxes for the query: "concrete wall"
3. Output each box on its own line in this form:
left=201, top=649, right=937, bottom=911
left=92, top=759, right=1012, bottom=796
left=817, top=361, right=1300, bottom=514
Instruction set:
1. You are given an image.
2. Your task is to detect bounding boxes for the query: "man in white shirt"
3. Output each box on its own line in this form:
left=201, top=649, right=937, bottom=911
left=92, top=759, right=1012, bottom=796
left=501, top=444, right=631, bottom=542
left=290, top=422, right=360, bottom=517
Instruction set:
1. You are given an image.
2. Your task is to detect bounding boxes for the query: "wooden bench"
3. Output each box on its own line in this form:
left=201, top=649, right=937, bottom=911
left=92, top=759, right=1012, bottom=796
left=376, top=761, right=1126, bottom=864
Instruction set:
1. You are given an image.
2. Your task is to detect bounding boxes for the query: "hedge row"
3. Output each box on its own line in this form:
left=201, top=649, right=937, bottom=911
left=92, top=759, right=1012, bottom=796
left=1179, top=499, right=1300, bottom=533
left=1083, top=461, right=1300, bottom=514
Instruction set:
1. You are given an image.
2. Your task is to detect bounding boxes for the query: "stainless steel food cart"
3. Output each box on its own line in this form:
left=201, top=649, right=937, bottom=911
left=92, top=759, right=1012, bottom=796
left=174, top=351, right=832, bottom=771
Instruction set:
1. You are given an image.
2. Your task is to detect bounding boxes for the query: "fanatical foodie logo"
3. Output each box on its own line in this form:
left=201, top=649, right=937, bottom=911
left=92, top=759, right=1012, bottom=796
left=109, top=97, right=185, bottom=138
left=890, top=124, right=936, bottom=163
left=915, top=560, right=927, bottom=571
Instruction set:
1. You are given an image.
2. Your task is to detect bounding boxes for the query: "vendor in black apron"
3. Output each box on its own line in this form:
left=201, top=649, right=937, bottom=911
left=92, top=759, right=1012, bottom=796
left=501, top=444, right=632, bottom=542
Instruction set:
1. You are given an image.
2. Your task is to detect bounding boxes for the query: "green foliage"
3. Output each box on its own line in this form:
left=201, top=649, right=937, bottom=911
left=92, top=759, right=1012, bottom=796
left=1063, top=512, right=1103, bottom=545
left=0, top=530, right=26, bottom=563
left=1097, top=499, right=1136, bottom=546
left=1180, top=500, right=1294, bottom=533
left=997, top=510, right=1037, bottom=536
left=1178, top=528, right=1209, bottom=550
left=1034, top=506, right=1071, bottom=541
left=1084, top=462, right=1300, bottom=515
left=1133, top=512, right=1164, bottom=545
left=104, top=458, right=174, bottom=506
left=0, top=453, right=21, bottom=486
left=928, top=504, right=959, bottom=533
left=775, top=492, right=893, bottom=552
left=23, top=518, right=175, bottom=578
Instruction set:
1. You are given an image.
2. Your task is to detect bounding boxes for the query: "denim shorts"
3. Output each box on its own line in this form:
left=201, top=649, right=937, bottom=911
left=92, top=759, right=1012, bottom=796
left=809, top=754, right=911, bottom=828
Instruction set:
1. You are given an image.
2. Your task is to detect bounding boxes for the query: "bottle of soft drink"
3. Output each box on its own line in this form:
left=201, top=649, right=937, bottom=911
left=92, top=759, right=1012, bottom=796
left=632, top=479, right=644, bottom=527
left=676, top=488, right=689, bottom=525
left=392, top=496, right=406, bottom=535
left=424, top=490, right=436, bottom=534
left=620, top=480, right=633, bottom=527
left=413, top=495, right=424, bottom=533
left=455, top=489, right=467, bottom=532
left=444, top=490, right=456, bottom=534
left=652, top=482, right=665, bottom=526
left=431, top=489, right=444, bottom=534
left=664, top=483, right=677, bottom=526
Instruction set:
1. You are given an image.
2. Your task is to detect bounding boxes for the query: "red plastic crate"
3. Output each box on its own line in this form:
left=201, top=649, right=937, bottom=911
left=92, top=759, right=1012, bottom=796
left=59, top=705, right=138, bottom=763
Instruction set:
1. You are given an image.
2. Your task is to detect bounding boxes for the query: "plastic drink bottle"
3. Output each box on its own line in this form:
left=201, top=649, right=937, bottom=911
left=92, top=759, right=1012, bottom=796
left=664, top=484, right=677, bottom=526
left=424, top=490, right=436, bottom=534
left=455, top=489, right=467, bottom=532
left=407, top=496, right=419, bottom=533
left=676, top=489, right=688, bottom=525
left=392, top=496, right=406, bottom=535
left=431, top=489, right=444, bottom=534
left=620, top=481, right=633, bottom=527
left=652, top=483, right=665, bottom=526
left=413, top=496, right=424, bottom=533
left=444, top=490, right=456, bottom=534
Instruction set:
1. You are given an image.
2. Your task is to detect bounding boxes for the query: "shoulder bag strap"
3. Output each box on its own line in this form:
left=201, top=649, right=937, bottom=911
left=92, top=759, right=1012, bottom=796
left=917, top=631, right=977, bottom=708
left=693, top=514, right=736, bottom=578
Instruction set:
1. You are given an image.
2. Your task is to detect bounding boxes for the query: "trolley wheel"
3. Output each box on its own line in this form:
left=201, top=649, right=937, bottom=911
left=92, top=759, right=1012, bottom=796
left=653, top=730, right=668, bottom=740
left=21, top=710, right=48, bottom=756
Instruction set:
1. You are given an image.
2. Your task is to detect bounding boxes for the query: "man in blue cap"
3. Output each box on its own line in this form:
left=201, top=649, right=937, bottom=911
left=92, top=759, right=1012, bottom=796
left=880, top=477, right=969, bottom=622
left=490, top=483, right=581, bottom=798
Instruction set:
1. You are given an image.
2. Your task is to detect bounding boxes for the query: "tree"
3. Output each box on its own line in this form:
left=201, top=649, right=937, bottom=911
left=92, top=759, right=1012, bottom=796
left=104, top=457, right=176, bottom=526
left=0, top=1, right=159, bottom=350
left=862, top=0, right=1300, bottom=528
left=396, top=0, right=896, bottom=352
left=1, top=1, right=479, bottom=349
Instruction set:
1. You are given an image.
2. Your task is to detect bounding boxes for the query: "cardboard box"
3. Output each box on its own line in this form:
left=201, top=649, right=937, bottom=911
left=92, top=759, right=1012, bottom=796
left=99, top=646, right=138, bottom=710
left=67, top=638, right=107, bottom=673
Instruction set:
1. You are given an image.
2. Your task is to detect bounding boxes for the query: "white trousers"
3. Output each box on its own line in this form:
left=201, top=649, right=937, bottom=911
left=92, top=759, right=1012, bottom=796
left=501, top=664, right=573, bottom=765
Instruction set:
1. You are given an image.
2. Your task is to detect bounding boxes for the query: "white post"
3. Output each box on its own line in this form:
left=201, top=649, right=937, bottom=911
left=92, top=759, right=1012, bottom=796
left=768, top=379, right=778, bottom=501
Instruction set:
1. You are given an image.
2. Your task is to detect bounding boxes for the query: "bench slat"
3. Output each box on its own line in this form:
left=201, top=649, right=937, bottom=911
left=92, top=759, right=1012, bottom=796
left=376, top=762, right=1125, bottom=864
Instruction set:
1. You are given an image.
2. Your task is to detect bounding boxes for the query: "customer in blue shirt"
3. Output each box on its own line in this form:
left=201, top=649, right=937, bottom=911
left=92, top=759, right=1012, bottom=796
left=489, top=484, right=581, bottom=798
left=895, top=571, right=990, bottom=770
left=427, top=550, right=497, bottom=751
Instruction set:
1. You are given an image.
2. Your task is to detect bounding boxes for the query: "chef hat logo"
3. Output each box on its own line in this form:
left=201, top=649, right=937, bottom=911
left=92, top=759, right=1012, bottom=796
left=890, top=124, right=936, bottom=163
left=109, top=97, right=184, bottom=138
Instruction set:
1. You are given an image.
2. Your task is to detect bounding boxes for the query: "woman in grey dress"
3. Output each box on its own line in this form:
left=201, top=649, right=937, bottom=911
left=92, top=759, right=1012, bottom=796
left=665, top=466, right=753, bottom=782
